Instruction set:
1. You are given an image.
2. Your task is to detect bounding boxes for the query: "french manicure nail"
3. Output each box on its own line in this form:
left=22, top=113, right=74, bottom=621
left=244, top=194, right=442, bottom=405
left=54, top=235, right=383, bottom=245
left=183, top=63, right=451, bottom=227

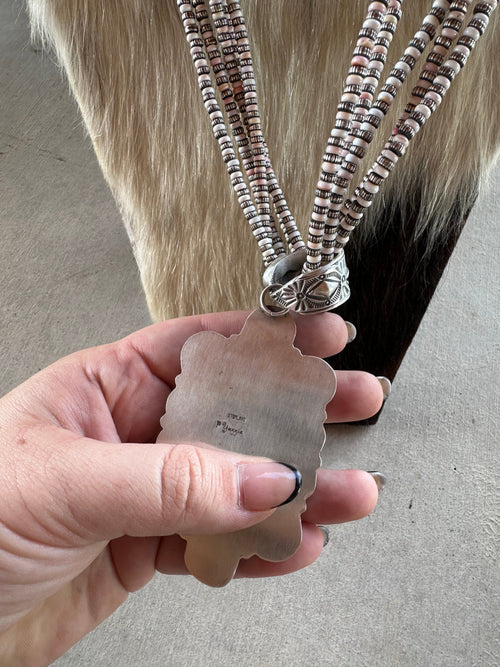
left=238, top=462, right=302, bottom=511
left=318, top=525, right=330, bottom=547
left=367, top=471, right=387, bottom=492
left=377, top=376, right=392, bottom=401
left=345, top=321, right=357, bottom=343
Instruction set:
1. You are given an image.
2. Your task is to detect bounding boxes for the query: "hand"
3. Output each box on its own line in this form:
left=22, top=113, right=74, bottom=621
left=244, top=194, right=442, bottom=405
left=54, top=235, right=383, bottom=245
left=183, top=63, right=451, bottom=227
left=0, top=310, right=384, bottom=665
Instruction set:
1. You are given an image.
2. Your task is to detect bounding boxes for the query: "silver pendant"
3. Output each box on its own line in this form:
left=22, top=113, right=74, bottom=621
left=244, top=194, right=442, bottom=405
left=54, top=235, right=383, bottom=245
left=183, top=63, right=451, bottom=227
left=157, top=309, right=336, bottom=586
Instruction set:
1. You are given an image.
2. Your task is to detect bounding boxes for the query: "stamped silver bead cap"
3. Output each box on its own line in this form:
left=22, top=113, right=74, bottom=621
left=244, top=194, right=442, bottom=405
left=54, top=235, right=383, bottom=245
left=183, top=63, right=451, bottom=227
left=262, top=248, right=350, bottom=314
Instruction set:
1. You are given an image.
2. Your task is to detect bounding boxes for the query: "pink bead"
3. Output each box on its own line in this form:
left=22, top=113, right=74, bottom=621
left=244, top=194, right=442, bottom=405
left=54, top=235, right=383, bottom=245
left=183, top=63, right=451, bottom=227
left=386, top=76, right=403, bottom=87
left=379, top=91, right=394, bottom=103
left=434, top=75, right=451, bottom=90
left=346, top=74, right=363, bottom=85
left=405, top=119, right=420, bottom=133
left=463, top=26, right=481, bottom=40
left=372, top=163, right=390, bottom=178
left=363, top=19, right=381, bottom=31
left=352, top=55, right=369, bottom=67
left=425, top=14, right=440, bottom=28
left=371, top=60, right=385, bottom=72
left=444, top=59, right=461, bottom=75
left=368, top=2, right=387, bottom=11
left=381, top=149, right=398, bottom=164
left=363, top=180, right=380, bottom=194
left=321, top=162, right=336, bottom=174
left=425, top=91, right=442, bottom=105
left=455, top=44, right=471, bottom=58
left=415, top=30, right=431, bottom=43
left=342, top=93, right=359, bottom=103
left=405, top=46, right=421, bottom=60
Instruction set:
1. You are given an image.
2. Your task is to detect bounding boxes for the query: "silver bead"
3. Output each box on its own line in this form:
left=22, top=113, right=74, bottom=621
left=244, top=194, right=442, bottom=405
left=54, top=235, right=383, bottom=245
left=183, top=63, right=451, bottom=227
left=263, top=248, right=350, bottom=315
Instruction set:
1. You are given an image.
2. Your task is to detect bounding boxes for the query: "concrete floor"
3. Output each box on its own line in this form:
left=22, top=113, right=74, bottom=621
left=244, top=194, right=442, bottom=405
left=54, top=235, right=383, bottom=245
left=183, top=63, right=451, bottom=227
left=1, top=3, right=499, bottom=666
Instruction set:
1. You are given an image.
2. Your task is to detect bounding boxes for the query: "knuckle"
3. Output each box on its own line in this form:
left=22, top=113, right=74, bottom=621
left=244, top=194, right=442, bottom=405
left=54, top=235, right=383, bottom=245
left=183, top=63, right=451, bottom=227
left=158, top=445, right=221, bottom=531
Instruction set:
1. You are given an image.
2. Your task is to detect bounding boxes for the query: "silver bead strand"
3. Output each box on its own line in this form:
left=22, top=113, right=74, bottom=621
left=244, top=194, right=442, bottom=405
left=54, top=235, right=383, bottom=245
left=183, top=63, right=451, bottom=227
left=321, top=0, right=451, bottom=259
left=224, top=2, right=302, bottom=257
left=328, top=0, right=453, bottom=254
left=178, top=1, right=282, bottom=263
left=211, top=2, right=283, bottom=258
left=319, top=1, right=406, bottom=266
left=398, top=0, right=472, bottom=127
left=332, top=0, right=497, bottom=254
left=305, top=1, right=391, bottom=271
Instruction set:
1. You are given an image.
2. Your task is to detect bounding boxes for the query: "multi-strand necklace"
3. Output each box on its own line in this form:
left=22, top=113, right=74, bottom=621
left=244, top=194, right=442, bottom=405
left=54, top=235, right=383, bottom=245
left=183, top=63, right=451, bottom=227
left=157, top=0, right=497, bottom=586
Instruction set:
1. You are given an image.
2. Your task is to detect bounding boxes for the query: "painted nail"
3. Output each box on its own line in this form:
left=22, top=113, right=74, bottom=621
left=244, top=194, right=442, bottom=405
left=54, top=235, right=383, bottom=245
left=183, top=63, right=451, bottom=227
left=377, top=376, right=392, bottom=401
left=367, top=471, right=387, bottom=492
left=318, top=525, right=330, bottom=547
left=345, top=321, right=357, bottom=343
left=238, top=462, right=302, bottom=510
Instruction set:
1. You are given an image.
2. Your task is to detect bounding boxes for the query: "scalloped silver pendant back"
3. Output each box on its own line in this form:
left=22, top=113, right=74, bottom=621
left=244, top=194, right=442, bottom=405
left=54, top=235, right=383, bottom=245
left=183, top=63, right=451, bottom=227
left=157, top=309, right=336, bottom=586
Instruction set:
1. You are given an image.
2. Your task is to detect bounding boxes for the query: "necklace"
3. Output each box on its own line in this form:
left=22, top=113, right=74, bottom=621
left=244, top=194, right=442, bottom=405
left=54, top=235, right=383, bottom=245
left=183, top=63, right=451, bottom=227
left=157, top=0, right=497, bottom=586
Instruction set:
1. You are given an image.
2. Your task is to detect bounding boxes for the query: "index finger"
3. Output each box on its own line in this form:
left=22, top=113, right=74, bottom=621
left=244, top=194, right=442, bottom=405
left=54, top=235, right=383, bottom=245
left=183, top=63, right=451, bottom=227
left=123, top=309, right=349, bottom=389
left=80, top=309, right=349, bottom=443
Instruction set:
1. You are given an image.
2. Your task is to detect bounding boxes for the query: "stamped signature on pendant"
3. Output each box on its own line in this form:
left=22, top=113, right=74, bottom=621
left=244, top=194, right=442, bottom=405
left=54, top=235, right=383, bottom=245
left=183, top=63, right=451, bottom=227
left=215, top=413, right=247, bottom=436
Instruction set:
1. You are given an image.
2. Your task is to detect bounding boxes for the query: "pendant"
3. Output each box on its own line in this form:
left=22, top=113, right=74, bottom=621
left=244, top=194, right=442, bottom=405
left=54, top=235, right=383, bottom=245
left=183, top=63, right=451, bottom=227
left=157, top=309, right=336, bottom=586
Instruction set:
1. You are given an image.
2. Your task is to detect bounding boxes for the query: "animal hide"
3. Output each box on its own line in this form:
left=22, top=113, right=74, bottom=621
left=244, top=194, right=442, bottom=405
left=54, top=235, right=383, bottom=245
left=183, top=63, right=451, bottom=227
left=27, top=0, right=500, bottom=391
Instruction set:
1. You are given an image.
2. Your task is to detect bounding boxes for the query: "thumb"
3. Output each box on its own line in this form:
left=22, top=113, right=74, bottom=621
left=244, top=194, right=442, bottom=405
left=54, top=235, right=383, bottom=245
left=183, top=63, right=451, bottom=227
left=48, top=433, right=301, bottom=541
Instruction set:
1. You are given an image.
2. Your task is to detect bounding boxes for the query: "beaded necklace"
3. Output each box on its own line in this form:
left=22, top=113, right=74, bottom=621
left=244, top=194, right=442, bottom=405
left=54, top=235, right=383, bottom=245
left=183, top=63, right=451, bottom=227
left=177, top=0, right=496, bottom=314
left=157, top=0, right=497, bottom=586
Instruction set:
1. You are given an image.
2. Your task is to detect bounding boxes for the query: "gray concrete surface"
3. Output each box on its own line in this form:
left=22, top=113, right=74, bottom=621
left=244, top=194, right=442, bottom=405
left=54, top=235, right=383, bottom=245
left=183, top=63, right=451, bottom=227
left=1, top=3, right=499, bottom=666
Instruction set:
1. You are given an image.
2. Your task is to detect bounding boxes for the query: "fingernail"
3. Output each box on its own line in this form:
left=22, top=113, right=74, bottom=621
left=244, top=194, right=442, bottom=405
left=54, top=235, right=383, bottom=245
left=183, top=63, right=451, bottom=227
left=318, top=525, right=330, bottom=547
left=238, top=462, right=302, bottom=511
left=367, top=471, right=387, bottom=492
left=377, top=376, right=391, bottom=401
left=345, top=321, right=357, bottom=343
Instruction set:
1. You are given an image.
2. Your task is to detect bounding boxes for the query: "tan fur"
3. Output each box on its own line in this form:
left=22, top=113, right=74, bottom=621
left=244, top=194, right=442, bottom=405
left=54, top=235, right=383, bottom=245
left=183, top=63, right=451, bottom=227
left=27, top=1, right=500, bottom=321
